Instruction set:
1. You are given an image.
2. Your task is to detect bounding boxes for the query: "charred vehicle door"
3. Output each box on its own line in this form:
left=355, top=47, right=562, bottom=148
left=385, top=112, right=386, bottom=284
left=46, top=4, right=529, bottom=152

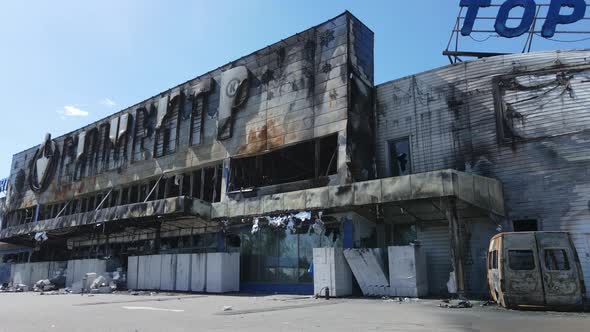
left=503, top=233, right=544, bottom=306
left=536, top=233, right=584, bottom=307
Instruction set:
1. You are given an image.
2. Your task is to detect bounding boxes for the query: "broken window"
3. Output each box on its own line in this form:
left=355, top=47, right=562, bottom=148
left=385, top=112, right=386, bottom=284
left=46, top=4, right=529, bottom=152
left=229, top=135, right=338, bottom=190
left=513, top=219, right=538, bottom=232
left=154, top=94, right=181, bottom=158
left=488, top=250, right=498, bottom=269
left=508, top=250, right=535, bottom=271
left=388, top=137, right=411, bottom=177
left=544, top=249, right=571, bottom=271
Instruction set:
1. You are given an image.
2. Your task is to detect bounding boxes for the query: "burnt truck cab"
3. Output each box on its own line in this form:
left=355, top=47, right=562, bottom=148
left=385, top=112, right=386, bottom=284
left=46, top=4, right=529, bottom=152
left=487, top=232, right=586, bottom=310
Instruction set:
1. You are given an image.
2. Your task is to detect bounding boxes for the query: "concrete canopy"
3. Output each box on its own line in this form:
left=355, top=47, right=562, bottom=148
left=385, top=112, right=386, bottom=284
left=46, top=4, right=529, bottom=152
left=211, top=169, right=505, bottom=220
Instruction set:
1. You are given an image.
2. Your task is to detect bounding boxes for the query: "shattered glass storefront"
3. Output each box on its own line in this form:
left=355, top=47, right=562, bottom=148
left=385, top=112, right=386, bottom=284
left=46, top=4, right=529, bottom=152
left=239, top=219, right=343, bottom=293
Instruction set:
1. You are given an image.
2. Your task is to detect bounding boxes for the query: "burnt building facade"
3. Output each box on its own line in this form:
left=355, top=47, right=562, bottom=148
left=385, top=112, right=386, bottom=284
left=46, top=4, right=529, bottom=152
left=0, top=12, right=588, bottom=297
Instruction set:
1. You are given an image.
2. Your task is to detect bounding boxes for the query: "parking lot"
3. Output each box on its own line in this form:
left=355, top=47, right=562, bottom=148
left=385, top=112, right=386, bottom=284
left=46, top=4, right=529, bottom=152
left=0, top=292, right=588, bottom=332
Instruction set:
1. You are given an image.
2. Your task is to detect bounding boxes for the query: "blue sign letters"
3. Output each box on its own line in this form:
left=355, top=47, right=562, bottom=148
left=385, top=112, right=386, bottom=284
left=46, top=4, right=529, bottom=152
left=460, top=0, right=587, bottom=38
left=460, top=0, right=492, bottom=36
left=495, top=0, right=537, bottom=38
left=542, top=0, right=587, bottom=37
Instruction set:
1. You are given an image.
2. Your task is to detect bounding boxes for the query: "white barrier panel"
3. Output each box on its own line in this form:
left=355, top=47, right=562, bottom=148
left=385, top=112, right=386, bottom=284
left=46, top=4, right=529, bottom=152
left=127, top=253, right=239, bottom=293
left=388, top=246, right=428, bottom=297
left=313, top=248, right=353, bottom=297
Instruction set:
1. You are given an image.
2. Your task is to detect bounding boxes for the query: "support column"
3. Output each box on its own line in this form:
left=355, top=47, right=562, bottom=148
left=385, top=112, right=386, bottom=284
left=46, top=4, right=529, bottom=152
left=443, top=198, right=465, bottom=297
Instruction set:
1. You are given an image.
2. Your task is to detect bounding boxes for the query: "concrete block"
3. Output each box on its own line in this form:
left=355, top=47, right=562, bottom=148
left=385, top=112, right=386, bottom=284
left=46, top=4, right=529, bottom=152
left=147, top=255, right=162, bottom=290
left=160, top=254, right=176, bottom=291
left=175, top=254, right=191, bottom=292
left=205, top=252, right=239, bottom=293
left=127, top=256, right=139, bottom=290
left=190, top=253, right=206, bottom=292
left=388, top=246, right=428, bottom=297
left=313, top=248, right=352, bottom=297
left=66, top=259, right=107, bottom=288
left=137, top=256, right=149, bottom=289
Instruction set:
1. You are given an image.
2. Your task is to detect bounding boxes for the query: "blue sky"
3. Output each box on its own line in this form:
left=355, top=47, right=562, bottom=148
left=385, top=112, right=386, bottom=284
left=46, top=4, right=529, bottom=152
left=1, top=0, right=589, bottom=177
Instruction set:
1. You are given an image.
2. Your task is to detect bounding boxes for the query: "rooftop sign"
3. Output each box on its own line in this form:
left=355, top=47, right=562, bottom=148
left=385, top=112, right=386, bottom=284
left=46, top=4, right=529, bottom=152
left=445, top=0, right=590, bottom=62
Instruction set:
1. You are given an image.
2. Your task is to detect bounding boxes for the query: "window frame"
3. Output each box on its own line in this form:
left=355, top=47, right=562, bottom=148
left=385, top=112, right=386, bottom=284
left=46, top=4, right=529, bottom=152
left=386, top=136, right=412, bottom=177
left=543, top=248, right=571, bottom=271
left=508, top=249, right=536, bottom=271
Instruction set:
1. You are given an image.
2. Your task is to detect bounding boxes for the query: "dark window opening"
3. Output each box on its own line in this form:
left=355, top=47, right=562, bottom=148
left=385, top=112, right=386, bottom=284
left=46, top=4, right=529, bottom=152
left=202, top=167, right=215, bottom=202
left=167, top=177, right=180, bottom=198
left=121, top=188, right=129, bottom=205
left=192, top=170, right=202, bottom=199
left=80, top=198, right=88, bottom=213
left=513, top=219, right=538, bottom=232
left=393, top=224, right=417, bottom=246
left=59, top=137, right=76, bottom=183
left=229, top=135, right=338, bottom=190
left=190, top=95, right=206, bottom=145
left=488, top=250, right=498, bottom=269
left=97, top=123, right=110, bottom=173
left=109, top=191, right=119, bottom=208
left=388, top=137, right=411, bottom=177
left=508, top=250, right=535, bottom=270
left=181, top=175, right=191, bottom=196
left=157, top=180, right=166, bottom=200
left=132, top=108, right=147, bottom=162
left=139, top=184, right=148, bottom=202
left=154, top=95, right=180, bottom=158
left=130, top=186, right=139, bottom=204
left=145, top=180, right=157, bottom=201
left=544, top=249, right=571, bottom=271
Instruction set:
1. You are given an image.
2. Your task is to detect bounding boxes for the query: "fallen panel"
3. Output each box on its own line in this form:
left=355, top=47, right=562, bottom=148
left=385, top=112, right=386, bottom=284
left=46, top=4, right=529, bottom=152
left=343, top=248, right=389, bottom=296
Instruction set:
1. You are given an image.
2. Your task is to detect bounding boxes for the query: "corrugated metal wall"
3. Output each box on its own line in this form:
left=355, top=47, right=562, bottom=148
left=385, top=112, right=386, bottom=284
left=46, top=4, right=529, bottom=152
left=376, top=50, right=590, bottom=296
left=417, top=223, right=450, bottom=295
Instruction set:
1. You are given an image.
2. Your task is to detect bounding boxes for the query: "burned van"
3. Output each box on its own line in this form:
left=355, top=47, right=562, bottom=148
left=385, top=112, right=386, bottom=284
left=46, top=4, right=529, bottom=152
left=487, top=232, right=586, bottom=310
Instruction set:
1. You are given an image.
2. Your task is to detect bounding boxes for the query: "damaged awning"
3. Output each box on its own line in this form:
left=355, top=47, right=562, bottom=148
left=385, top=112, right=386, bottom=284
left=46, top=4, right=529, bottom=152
left=211, top=169, right=505, bottom=220
left=118, top=113, right=129, bottom=142
left=76, top=131, right=86, bottom=160
left=0, top=196, right=212, bottom=240
left=155, top=95, right=169, bottom=129
left=109, top=117, right=119, bottom=145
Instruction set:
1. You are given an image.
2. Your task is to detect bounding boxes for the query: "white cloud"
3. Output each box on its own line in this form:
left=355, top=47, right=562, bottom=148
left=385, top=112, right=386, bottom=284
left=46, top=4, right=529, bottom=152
left=100, top=98, right=117, bottom=108
left=57, top=105, right=89, bottom=117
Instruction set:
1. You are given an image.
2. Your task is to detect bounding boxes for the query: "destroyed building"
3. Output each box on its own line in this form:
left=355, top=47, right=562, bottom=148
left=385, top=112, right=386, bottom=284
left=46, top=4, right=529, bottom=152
left=0, top=12, right=589, bottom=297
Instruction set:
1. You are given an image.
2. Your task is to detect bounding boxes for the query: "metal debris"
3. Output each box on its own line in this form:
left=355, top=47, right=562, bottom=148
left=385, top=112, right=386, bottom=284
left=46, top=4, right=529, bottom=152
left=251, top=218, right=260, bottom=234
left=439, top=299, right=472, bottom=309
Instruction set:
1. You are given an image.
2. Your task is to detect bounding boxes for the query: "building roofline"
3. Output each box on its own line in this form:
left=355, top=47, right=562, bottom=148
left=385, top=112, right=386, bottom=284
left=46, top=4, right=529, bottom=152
left=375, top=48, right=590, bottom=88
left=12, top=11, right=357, bottom=158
